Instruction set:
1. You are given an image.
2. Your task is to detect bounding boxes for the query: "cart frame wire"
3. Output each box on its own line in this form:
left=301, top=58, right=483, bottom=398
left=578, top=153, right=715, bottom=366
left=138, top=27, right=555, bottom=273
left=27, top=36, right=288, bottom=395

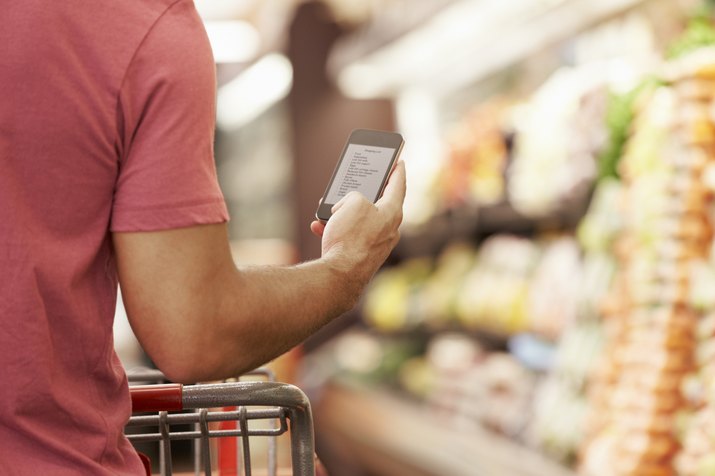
left=126, top=368, right=315, bottom=476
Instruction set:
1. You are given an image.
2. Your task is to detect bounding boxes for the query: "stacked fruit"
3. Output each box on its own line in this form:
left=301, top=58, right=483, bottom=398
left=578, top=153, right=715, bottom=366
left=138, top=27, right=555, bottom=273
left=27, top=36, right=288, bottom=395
left=677, top=312, right=715, bottom=475
left=582, top=50, right=715, bottom=476
left=667, top=50, right=715, bottom=476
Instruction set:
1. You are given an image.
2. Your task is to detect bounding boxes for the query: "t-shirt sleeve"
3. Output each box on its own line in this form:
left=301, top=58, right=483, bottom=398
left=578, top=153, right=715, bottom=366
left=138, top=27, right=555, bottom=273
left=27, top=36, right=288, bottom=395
left=111, top=0, right=229, bottom=232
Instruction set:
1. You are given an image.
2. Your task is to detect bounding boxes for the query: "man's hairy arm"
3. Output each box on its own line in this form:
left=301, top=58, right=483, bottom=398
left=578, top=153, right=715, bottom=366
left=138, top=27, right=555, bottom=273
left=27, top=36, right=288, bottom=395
left=114, top=162, right=406, bottom=383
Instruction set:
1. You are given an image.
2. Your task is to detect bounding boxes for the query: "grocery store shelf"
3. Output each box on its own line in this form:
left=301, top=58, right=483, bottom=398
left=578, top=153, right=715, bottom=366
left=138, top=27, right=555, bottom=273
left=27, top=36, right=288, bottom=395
left=304, top=309, right=512, bottom=357
left=315, top=382, right=576, bottom=476
left=375, top=323, right=512, bottom=349
left=393, top=191, right=590, bottom=261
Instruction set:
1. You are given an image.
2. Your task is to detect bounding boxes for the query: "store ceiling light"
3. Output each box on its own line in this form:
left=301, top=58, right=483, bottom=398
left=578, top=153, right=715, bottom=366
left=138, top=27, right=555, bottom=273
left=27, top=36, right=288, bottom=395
left=216, top=54, right=293, bottom=130
left=332, top=0, right=646, bottom=98
left=333, top=0, right=545, bottom=98
left=204, top=20, right=260, bottom=64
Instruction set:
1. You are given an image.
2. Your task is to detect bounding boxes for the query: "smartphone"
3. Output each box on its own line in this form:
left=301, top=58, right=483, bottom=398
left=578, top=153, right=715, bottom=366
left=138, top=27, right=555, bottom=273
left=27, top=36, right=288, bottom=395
left=316, top=129, right=404, bottom=222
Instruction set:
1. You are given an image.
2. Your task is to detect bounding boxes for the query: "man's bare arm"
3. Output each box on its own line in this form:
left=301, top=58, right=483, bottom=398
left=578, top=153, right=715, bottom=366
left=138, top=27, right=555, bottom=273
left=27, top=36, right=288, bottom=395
left=113, top=162, right=406, bottom=383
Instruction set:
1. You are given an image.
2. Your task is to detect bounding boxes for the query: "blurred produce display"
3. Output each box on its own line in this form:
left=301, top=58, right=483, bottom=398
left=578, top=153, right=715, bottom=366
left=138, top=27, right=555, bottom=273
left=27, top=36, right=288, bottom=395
left=343, top=31, right=715, bottom=476
left=357, top=232, right=605, bottom=461
left=425, top=335, right=536, bottom=438
left=424, top=66, right=609, bottom=221
left=303, top=6, right=715, bottom=476
left=580, top=45, right=715, bottom=476
left=364, top=235, right=582, bottom=338
left=526, top=179, right=622, bottom=465
left=435, top=102, right=511, bottom=210
left=348, top=20, right=652, bottom=470
left=507, top=65, right=607, bottom=217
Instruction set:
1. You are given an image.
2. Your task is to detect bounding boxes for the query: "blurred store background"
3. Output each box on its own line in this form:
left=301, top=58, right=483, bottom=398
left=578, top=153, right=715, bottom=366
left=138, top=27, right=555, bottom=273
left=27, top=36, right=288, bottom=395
left=114, top=0, right=715, bottom=474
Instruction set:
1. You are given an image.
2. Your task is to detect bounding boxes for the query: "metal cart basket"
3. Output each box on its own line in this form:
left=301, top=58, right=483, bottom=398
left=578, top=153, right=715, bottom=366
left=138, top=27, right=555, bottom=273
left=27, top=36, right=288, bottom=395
left=126, top=368, right=315, bottom=476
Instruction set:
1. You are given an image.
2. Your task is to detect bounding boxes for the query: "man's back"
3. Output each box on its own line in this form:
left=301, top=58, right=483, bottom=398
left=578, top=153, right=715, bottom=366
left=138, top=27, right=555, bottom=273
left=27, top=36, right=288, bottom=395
left=0, top=1, right=227, bottom=473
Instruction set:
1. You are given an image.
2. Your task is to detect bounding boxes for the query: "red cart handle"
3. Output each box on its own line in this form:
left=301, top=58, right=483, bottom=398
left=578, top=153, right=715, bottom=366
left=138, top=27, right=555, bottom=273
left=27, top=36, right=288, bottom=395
left=130, top=384, right=184, bottom=413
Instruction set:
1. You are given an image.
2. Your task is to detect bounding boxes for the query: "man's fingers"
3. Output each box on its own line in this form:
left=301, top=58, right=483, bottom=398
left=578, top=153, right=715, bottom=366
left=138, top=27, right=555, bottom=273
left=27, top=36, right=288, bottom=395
left=326, top=161, right=404, bottom=226
left=310, top=220, right=325, bottom=237
left=330, top=194, right=349, bottom=215
left=376, top=161, right=406, bottom=210
left=331, top=191, right=369, bottom=216
left=315, top=458, right=329, bottom=476
left=315, top=455, right=329, bottom=476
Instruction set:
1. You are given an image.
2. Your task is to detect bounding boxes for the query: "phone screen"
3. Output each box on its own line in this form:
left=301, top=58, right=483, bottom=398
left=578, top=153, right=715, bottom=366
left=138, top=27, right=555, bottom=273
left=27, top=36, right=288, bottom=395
left=324, top=143, right=397, bottom=204
left=316, top=129, right=403, bottom=222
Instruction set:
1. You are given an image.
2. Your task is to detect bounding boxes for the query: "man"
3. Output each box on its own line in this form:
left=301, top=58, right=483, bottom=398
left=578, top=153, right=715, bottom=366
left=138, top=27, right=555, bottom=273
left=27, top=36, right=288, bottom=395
left=0, top=0, right=405, bottom=474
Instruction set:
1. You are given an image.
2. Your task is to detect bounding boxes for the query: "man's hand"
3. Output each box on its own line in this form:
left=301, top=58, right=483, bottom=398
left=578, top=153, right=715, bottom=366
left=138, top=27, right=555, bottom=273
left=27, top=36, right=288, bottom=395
left=315, top=455, right=329, bottom=476
left=310, top=161, right=406, bottom=299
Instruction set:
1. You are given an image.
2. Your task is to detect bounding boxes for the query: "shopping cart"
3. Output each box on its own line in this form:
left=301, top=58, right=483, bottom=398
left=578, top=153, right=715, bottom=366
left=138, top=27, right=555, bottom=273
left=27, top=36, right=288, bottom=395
left=125, top=368, right=315, bottom=476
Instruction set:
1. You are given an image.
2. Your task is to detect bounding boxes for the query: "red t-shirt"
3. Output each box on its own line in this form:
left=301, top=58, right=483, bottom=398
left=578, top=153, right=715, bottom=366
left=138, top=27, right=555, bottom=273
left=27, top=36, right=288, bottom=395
left=0, top=0, right=228, bottom=473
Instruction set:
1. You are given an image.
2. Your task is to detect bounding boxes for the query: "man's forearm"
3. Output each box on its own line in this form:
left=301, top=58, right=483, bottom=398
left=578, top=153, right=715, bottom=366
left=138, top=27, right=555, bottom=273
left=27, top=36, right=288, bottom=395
left=201, top=258, right=362, bottom=381
left=116, top=225, right=367, bottom=383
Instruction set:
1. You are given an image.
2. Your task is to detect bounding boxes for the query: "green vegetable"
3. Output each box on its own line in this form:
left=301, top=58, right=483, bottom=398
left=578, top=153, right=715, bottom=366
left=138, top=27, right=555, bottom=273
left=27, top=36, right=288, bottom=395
left=667, top=16, right=715, bottom=59
left=596, top=79, right=659, bottom=182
